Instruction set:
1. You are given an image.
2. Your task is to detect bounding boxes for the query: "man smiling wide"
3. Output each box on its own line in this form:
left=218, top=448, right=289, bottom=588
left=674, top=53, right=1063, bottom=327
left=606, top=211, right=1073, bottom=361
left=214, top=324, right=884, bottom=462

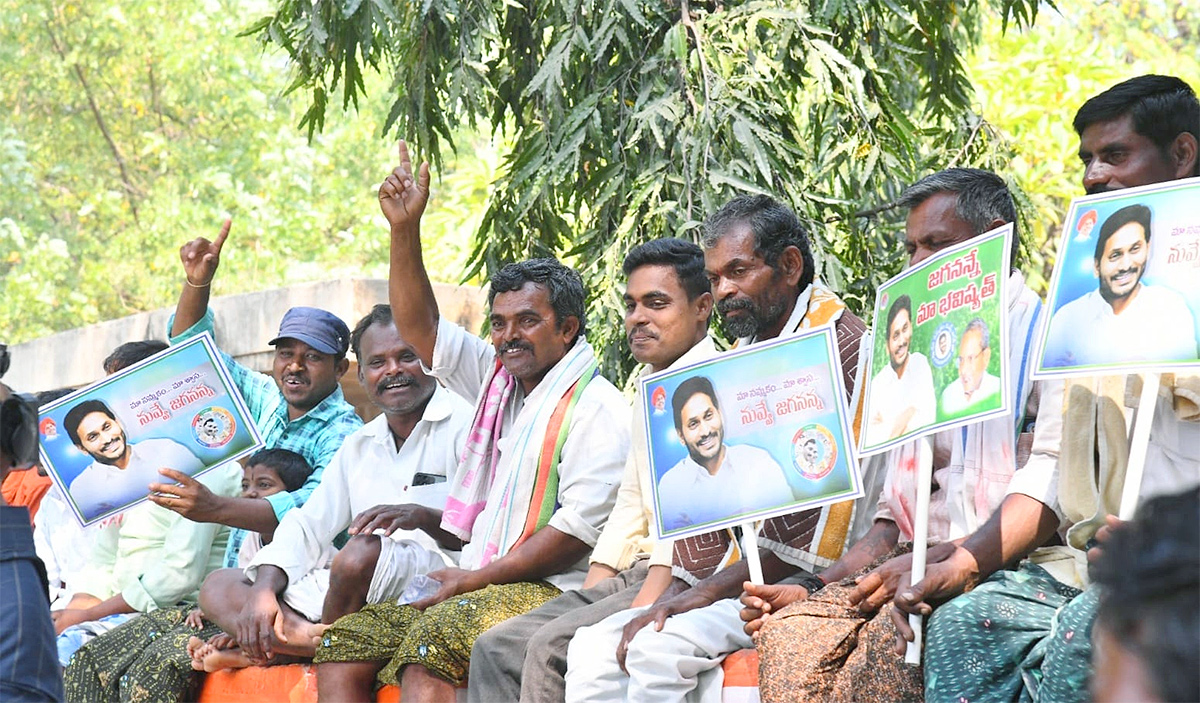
left=153, top=220, right=363, bottom=555
left=312, top=142, right=629, bottom=703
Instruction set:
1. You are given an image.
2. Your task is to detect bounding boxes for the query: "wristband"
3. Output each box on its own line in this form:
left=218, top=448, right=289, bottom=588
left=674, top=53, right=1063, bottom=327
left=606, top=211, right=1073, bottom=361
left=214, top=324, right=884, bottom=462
left=796, top=573, right=826, bottom=595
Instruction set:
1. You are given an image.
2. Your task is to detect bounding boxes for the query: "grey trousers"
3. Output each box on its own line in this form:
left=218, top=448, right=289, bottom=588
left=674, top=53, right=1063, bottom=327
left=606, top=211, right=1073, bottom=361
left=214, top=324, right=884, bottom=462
left=467, top=560, right=650, bottom=703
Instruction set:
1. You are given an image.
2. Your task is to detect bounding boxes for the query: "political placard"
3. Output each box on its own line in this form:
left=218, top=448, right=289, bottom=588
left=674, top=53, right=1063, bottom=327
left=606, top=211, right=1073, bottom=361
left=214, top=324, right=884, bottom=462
left=859, top=224, right=1012, bottom=457
left=1033, top=177, right=1200, bottom=378
left=642, top=326, right=862, bottom=541
left=38, top=333, right=263, bottom=526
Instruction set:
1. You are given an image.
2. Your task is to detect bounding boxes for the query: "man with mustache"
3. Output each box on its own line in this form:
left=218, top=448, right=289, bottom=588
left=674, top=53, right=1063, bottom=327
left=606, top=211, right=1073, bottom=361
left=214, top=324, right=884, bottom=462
left=153, top=220, right=363, bottom=566
left=313, top=142, right=628, bottom=702
left=896, top=74, right=1200, bottom=703
left=467, top=238, right=717, bottom=703
left=564, top=194, right=869, bottom=702
left=864, top=293, right=936, bottom=445
left=657, top=375, right=793, bottom=531
left=63, top=399, right=203, bottom=522
left=1042, top=202, right=1197, bottom=367
left=187, top=304, right=473, bottom=668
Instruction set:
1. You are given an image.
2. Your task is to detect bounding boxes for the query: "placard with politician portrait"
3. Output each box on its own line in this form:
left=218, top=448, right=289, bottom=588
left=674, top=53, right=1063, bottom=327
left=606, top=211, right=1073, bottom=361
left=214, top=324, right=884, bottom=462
left=859, top=224, right=1013, bottom=457
left=641, top=326, right=863, bottom=541
left=37, top=333, right=263, bottom=526
left=1033, top=177, right=1200, bottom=378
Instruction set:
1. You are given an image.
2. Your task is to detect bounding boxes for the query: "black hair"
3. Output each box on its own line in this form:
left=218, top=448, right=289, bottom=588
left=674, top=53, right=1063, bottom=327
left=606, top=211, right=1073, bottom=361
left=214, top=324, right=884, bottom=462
left=103, top=340, right=169, bottom=375
left=622, top=238, right=711, bottom=302
left=64, top=399, right=117, bottom=447
left=1091, top=487, right=1200, bottom=702
left=1073, top=74, right=1200, bottom=176
left=671, top=375, right=718, bottom=433
left=488, top=258, right=587, bottom=343
left=243, top=448, right=314, bottom=493
left=350, top=304, right=396, bottom=362
left=1094, top=203, right=1152, bottom=262
left=898, top=168, right=1020, bottom=265
left=36, top=388, right=77, bottom=406
left=701, top=194, right=815, bottom=292
left=886, top=294, right=912, bottom=335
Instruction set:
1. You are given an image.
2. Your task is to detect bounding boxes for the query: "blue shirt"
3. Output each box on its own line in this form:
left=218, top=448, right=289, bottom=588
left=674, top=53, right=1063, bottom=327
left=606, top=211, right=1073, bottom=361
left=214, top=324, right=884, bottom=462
left=169, top=310, right=363, bottom=561
left=0, top=505, right=64, bottom=702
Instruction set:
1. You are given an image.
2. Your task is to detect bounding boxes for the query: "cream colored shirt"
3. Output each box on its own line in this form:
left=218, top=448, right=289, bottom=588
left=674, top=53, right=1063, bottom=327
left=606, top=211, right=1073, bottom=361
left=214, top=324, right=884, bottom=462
left=589, top=336, right=718, bottom=571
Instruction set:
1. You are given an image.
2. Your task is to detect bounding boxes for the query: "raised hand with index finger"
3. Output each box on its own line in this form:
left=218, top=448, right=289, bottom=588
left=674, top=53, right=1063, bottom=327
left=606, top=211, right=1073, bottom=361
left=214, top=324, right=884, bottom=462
left=179, top=219, right=232, bottom=287
left=379, top=140, right=431, bottom=230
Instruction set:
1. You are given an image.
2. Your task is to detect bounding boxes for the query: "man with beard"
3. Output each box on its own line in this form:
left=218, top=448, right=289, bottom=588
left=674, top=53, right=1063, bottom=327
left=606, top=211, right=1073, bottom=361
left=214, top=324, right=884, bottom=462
left=1042, top=202, right=1197, bottom=367
left=896, top=74, right=1200, bottom=703
left=864, top=294, right=936, bottom=445
left=564, top=194, right=869, bottom=702
left=657, top=375, right=793, bottom=531
left=192, top=305, right=473, bottom=666
left=153, top=220, right=363, bottom=564
left=64, top=399, right=203, bottom=521
left=313, top=142, right=628, bottom=703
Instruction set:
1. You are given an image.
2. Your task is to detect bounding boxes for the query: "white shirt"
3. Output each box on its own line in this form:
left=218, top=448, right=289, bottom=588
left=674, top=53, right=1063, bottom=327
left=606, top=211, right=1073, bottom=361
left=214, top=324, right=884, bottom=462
left=246, top=385, right=474, bottom=588
left=69, top=438, right=203, bottom=521
left=589, top=336, right=719, bottom=570
left=428, top=318, right=630, bottom=591
left=1006, top=379, right=1200, bottom=524
left=940, top=372, right=1002, bottom=415
left=34, top=486, right=100, bottom=606
left=1042, top=284, right=1198, bottom=368
left=864, top=353, right=937, bottom=447
left=657, top=443, right=795, bottom=532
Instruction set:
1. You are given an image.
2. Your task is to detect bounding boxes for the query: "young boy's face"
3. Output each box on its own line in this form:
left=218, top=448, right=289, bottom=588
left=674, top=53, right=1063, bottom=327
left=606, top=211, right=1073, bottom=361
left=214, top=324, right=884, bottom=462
left=241, top=463, right=288, bottom=499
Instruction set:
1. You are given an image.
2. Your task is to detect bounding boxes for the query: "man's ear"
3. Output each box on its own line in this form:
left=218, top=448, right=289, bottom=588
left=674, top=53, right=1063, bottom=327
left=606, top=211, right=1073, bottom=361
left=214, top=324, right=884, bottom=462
left=695, top=291, right=714, bottom=323
left=559, top=315, right=581, bottom=344
left=778, top=246, right=804, bottom=287
left=1170, top=132, right=1199, bottom=178
left=336, top=358, right=350, bottom=379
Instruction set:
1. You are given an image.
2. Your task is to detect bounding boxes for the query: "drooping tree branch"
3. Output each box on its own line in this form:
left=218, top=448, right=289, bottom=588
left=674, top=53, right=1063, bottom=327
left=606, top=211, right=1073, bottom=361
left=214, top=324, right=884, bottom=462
left=44, top=10, right=142, bottom=220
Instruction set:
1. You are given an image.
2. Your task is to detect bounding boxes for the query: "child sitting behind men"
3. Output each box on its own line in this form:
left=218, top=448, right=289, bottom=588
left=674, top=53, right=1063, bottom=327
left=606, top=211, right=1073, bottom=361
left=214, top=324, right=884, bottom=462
left=185, top=448, right=316, bottom=671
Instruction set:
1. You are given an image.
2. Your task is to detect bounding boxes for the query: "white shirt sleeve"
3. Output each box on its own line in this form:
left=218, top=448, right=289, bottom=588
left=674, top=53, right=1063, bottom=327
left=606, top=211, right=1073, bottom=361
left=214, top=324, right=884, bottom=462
left=545, top=383, right=631, bottom=547
left=426, top=317, right=497, bottom=404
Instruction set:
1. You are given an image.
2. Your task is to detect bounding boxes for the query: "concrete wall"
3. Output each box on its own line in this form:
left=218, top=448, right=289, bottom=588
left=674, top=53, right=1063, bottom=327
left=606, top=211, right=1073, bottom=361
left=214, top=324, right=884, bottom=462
left=8, top=278, right=486, bottom=420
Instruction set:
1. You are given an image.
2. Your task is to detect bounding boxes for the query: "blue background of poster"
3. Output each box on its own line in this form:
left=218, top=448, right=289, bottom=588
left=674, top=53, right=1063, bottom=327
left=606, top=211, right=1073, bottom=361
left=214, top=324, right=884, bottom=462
left=1037, top=178, right=1200, bottom=376
left=38, top=335, right=261, bottom=524
left=641, top=327, right=861, bottom=539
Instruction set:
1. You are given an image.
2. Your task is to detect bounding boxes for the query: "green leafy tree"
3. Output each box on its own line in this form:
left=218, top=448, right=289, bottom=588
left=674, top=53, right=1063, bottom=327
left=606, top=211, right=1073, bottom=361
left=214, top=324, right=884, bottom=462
left=251, top=0, right=1046, bottom=380
left=966, top=0, right=1200, bottom=294
left=0, top=0, right=489, bottom=344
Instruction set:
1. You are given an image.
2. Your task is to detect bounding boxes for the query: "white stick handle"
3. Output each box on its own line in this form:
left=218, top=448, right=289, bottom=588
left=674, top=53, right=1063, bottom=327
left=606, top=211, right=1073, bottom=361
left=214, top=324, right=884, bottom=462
left=1120, top=373, right=1160, bottom=520
left=741, top=522, right=764, bottom=585
left=905, top=438, right=935, bottom=666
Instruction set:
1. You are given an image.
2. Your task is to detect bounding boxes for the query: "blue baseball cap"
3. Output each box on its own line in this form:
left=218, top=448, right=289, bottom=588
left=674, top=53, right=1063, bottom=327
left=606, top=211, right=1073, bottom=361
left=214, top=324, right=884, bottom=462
left=269, top=307, right=350, bottom=356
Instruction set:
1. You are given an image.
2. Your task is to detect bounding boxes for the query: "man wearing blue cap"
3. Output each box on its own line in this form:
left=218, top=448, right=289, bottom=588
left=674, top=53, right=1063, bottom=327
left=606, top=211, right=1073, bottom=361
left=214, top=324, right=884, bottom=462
left=150, top=219, right=363, bottom=549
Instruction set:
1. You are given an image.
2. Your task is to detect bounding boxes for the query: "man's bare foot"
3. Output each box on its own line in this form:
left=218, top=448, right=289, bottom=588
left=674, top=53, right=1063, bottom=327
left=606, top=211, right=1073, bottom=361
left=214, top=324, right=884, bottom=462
left=202, top=647, right=254, bottom=673
left=187, top=636, right=208, bottom=671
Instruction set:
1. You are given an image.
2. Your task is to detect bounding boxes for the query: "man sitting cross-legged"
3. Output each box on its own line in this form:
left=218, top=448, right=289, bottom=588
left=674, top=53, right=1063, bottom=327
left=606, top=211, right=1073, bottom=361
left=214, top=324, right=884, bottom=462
left=467, top=237, right=718, bottom=703
left=197, top=304, right=474, bottom=666
left=313, top=141, right=629, bottom=703
left=60, top=309, right=472, bottom=702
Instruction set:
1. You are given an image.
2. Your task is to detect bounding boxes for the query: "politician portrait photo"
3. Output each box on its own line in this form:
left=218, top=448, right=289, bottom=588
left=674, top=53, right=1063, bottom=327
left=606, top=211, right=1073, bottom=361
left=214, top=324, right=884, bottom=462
left=64, top=399, right=204, bottom=522
left=864, top=294, right=936, bottom=446
left=656, top=375, right=796, bottom=532
left=940, top=317, right=1001, bottom=415
left=1042, top=202, right=1198, bottom=369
